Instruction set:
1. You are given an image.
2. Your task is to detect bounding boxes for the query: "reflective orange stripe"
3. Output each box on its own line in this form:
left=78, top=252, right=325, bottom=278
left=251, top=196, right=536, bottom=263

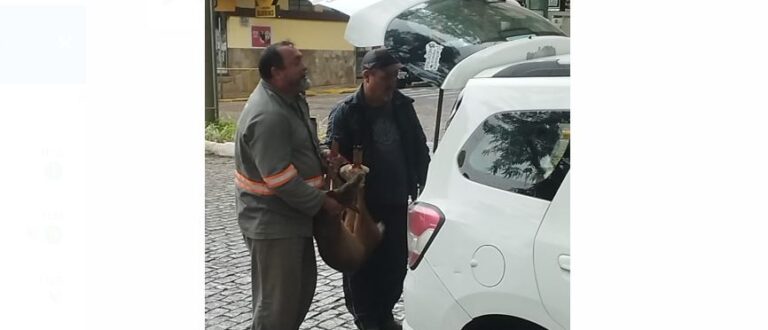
left=236, top=171, right=265, bottom=186
left=235, top=172, right=273, bottom=196
left=235, top=171, right=325, bottom=196
left=263, top=165, right=298, bottom=189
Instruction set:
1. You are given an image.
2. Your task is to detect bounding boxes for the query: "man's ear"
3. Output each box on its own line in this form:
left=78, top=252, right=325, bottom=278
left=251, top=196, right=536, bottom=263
left=362, top=69, right=371, bottom=83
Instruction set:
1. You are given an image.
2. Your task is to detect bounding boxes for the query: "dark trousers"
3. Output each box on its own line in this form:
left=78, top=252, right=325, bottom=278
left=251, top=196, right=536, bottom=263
left=243, top=236, right=317, bottom=330
left=343, top=203, right=409, bottom=329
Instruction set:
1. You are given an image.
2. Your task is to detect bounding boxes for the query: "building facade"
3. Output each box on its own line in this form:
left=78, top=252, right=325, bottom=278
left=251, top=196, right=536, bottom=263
left=215, top=0, right=357, bottom=99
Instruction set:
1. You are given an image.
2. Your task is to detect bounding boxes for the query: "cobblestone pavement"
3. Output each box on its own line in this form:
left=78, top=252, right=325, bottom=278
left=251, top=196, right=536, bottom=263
left=205, top=155, right=404, bottom=330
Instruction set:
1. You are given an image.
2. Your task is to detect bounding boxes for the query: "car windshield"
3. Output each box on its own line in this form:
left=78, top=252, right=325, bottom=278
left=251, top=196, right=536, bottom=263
left=385, top=0, right=565, bottom=86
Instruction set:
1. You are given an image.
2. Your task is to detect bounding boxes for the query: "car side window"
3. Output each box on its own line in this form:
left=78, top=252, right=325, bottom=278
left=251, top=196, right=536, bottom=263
left=457, top=110, right=570, bottom=201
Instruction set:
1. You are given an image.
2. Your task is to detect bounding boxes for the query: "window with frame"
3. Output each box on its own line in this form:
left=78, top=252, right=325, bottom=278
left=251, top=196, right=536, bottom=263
left=457, top=110, right=570, bottom=201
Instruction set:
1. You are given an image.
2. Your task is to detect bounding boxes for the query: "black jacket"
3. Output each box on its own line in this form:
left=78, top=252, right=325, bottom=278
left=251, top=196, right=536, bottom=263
left=324, top=87, right=431, bottom=201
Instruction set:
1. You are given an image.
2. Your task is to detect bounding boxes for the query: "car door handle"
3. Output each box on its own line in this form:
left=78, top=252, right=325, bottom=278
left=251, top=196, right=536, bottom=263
left=558, top=255, right=570, bottom=271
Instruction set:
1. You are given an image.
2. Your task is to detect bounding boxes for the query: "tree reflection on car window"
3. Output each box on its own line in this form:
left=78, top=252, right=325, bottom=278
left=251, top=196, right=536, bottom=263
left=460, top=111, right=570, bottom=201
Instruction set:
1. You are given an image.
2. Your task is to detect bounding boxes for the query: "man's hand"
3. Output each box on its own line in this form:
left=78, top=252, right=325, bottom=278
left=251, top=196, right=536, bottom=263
left=339, top=164, right=370, bottom=182
left=320, top=149, right=332, bottom=162
left=320, top=149, right=349, bottom=180
left=321, top=149, right=348, bottom=174
left=321, top=194, right=344, bottom=218
left=328, top=155, right=347, bottom=169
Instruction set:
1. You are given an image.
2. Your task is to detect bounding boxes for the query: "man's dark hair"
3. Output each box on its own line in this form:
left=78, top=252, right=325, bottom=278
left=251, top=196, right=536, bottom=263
left=258, top=40, right=295, bottom=80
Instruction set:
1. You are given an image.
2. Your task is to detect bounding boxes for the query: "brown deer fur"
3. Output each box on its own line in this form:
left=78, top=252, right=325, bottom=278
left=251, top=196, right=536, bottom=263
left=313, top=172, right=383, bottom=272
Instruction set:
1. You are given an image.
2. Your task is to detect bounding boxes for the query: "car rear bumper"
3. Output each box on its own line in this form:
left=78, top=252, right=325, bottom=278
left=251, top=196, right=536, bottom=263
left=403, top=260, right=472, bottom=330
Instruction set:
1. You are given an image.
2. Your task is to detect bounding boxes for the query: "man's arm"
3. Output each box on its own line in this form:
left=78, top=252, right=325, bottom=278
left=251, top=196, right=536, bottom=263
left=323, top=103, right=347, bottom=149
left=248, top=111, right=326, bottom=217
left=322, top=103, right=351, bottom=174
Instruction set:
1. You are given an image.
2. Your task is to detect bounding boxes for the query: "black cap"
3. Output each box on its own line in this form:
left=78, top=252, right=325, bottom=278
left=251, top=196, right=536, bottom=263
left=361, top=48, right=404, bottom=70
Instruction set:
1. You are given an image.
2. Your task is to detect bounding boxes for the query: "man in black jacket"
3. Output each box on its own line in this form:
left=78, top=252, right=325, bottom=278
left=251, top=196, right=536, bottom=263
left=323, top=48, right=431, bottom=330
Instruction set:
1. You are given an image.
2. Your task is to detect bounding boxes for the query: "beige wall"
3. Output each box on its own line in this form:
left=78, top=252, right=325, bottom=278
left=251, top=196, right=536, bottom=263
left=219, top=48, right=356, bottom=99
left=236, top=0, right=255, bottom=8
left=220, top=10, right=356, bottom=98
left=226, top=16, right=353, bottom=51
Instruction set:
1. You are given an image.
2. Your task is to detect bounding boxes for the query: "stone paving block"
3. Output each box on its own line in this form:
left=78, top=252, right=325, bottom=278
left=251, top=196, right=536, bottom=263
left=224, top=306, right=251, bottom=318
left=316, top=295, right=341, bottom=308
left=216, top=320, right=237, bottom=329
left=230, top=312, right=252, bottom=324
left=227, top=300, right=250, bottom=310
left=300, top=317, right=321, bottom=329
left=222, top=293, right=247, bottom=303
left=318, top=318, right=347, bottom=330
left=329, top=301, right=347, bottom=311
left=206, top=289, right=223, bottom=297
left=316, top=310, right=338, bottom=322
left=208, top=315, right=230, bottom=326
left=205, top=300, right=227, bottom=310
left=312, top=290, right=334, bottom=302
left=218, top=290, right=239, bottom=297
left=207, top=308, right=230, bottom=319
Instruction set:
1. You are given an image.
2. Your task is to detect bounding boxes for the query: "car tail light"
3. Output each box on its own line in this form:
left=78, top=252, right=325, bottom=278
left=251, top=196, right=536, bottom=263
left=407, top=202, right=445, bottom=270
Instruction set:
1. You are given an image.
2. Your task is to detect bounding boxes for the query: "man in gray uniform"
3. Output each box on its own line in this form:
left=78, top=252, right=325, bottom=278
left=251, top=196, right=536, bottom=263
left=234, top=40, right=344, bottom=330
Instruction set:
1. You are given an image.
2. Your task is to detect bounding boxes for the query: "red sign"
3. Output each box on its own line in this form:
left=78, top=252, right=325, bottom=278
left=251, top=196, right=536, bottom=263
left=251, top=26, right=272, bottom=48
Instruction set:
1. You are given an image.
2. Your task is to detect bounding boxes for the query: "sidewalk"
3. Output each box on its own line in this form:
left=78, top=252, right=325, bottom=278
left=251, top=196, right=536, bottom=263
left=219, top=84, right=359, bottom=103
left=205, top=155, right=404, bottom=330
left=216, top=88, right=353, bottom=122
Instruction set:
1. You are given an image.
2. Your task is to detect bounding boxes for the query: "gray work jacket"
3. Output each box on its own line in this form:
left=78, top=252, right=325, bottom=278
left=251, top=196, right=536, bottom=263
left=234, top=81, right=326, bottom=239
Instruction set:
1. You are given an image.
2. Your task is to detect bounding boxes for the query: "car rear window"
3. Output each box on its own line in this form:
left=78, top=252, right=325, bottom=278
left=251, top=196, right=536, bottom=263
left=457, top=110, right=570, bottom=201
left=385, top=0, right=565, bottom=86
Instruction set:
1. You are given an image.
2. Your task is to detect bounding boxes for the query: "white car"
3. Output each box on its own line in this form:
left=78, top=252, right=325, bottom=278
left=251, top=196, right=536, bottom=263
left=310, top=1, right=570, bottom=329
left=404, top=50, right=570, bottom=330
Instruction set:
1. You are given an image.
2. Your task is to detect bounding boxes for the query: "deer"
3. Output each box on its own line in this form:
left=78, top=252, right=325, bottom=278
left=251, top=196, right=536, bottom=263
left=313, top=144, right=384, bottom=273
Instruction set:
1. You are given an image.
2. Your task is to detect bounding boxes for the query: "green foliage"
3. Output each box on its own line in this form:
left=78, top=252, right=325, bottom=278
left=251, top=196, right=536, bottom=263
left=205, top=120, right=237, bottom=143
left=205, top=117, right=327, bottom=144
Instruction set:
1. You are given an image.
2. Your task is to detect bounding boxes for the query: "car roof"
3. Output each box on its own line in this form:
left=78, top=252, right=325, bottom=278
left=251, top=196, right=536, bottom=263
left=440, top=36, right=570, bottom=90
left=460, top=73, right=570, bottom=117
left=475, top=54, right=570, bottom=78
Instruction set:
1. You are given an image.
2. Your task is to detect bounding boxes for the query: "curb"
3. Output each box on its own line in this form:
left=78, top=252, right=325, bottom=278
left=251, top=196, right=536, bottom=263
left=219, top=86, right=357, bottom=102
left=305, top=87, right=357, bottom=96
left=205, top=141, right=235, bottom=158
left=219, top=98, right=248, bottom=103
